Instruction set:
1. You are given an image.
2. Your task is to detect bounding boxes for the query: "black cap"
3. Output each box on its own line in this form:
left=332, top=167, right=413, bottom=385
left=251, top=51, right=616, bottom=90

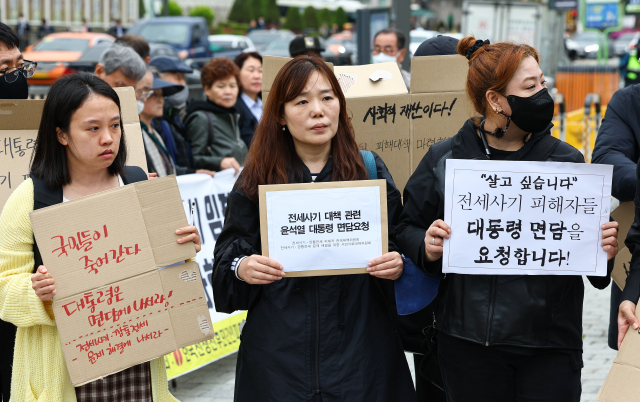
left=289, top=36, right=325, bottom=57
left=152, top=74, right=184, bottom=96
left=413, top=35, right=459, bottom=57
left=149, top=56, right=193, bottom=73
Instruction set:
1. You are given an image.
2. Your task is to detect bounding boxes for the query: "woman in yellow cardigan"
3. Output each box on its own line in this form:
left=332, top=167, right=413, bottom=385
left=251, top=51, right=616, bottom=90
left=0, top=72, right=200, bottom=401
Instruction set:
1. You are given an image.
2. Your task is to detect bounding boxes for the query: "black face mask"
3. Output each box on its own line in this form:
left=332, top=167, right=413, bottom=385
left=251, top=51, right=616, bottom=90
left=0, top=70, right=29, bottom=100
left=503, top=88, right=555, bottom=134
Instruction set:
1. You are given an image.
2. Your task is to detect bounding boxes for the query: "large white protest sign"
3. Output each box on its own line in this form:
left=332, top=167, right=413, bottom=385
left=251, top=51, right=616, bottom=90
left=164, top=170, right=247, bottom=380
left=442, top=160, right=613, bottom=276
left=259, top=180, right=388, bottom=277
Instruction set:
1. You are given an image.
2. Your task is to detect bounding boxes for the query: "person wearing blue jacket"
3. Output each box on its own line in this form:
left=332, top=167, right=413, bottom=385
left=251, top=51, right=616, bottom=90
left=592, top=84, right=640, bottom=350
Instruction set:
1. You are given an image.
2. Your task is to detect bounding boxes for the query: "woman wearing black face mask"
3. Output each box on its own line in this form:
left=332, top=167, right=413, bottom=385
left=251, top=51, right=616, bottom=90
left=396, top=36, right=619, bottom=402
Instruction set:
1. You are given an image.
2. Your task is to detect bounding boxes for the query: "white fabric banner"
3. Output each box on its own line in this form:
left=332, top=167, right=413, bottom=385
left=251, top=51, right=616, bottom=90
left=442, top=160, right=613, bottom=276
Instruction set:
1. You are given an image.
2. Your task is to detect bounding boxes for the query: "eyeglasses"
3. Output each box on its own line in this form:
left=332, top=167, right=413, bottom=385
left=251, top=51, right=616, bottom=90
left=0, top=60, right=37, bottom=83
left=372, top=46, right=399, bottom=56
left=136, top=90, right=154, bottom=100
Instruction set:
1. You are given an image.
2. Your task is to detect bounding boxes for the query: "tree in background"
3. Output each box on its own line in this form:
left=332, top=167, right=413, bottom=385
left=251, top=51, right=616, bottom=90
left=189, top=6, right=215, bottom=27
left=335, top=7, right=348, bottom=29
left=302, top=6, right=319, bottom=29
left=249, top=0, right=264, bottom=21
left=228, top=0, right=250, bottom=23
left=139, top=0, right=145, bottom=17
left=161, top=0, right=183, bottom=15
left=284, top=7, right=303, bottom=32
left=318, top=8, right=332, bottom=25
left=264, top=0, right=281, bottom=25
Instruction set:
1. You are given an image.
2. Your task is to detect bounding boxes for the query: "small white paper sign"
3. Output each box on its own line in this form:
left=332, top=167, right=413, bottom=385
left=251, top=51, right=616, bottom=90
left=442, top=159, right=613, bottom=276
left=265, top=186, right=384, bottom=273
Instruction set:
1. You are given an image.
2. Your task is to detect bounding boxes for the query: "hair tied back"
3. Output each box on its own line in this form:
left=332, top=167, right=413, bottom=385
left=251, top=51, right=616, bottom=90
left=465, top=39, right=490, bottom=60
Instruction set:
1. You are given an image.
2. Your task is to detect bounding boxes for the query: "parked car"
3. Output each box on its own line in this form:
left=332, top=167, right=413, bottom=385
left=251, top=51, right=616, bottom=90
left=246, top=29, right=295, bottom=52
left=409, top=29, right=439, bottom=56
left=208, top=34, right=256, bottom=53
left=565, top=31, right=614, bottom=59
left=613, top=31, right=638, bottom=57
left=23, top=32, right=115, bottom=86
left=262, top=39, right=291, bottom=58
left=128, top=17, right=210, bottom=59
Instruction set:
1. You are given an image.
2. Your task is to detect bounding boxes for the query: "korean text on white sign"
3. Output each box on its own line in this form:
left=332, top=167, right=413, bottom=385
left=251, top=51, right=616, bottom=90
left=442, top=160, right=613, bottom=276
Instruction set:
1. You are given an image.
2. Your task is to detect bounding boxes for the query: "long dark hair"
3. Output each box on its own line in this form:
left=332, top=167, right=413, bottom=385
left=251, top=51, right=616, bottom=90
left=240, top=55, right=367, bottom=202
left=30, top=72, right=127, bottom=188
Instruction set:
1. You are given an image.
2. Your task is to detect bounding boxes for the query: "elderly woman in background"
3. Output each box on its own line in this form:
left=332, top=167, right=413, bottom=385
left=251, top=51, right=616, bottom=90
left=234, top=52, right=263, bottom=147
left=185, top=58, right=246, bottom=174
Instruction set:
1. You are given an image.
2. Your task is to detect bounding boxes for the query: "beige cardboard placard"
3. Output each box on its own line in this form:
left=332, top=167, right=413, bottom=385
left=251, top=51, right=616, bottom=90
left=0, top=87, right=147, bottom=213
left=258, top=180, right=388, bottom=277
left=611, top=202, right=635, bottom=290
left=30, top=176, right=212, bottom=386
left=599, top=296, right=640, bottom=401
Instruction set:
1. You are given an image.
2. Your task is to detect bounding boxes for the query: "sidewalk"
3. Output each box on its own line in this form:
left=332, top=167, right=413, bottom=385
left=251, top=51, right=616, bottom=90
left=171, top=278, right=616, bottom=402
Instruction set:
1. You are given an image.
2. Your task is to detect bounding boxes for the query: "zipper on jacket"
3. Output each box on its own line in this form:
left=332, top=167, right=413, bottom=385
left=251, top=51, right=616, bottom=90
left=484, top=276, right=497, bottom=346
left=232, top=114, right=245, bottom=149
left=315, top=277, right=321, bottom=394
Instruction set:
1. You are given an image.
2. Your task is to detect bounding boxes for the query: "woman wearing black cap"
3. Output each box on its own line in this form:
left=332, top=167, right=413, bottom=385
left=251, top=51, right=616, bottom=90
left=396, top=36, right=619, bottom=402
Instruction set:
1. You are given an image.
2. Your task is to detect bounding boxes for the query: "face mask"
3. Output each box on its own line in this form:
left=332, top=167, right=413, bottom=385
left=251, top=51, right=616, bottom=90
left=372, top=52, right=399, bottom=64
left=166, top=86, right=189, bottom=107
left=137, top=100, right=145, bottom=115
left=0, top=71, right=29, bottom=100
left=503, top=88, right=555, bottom=134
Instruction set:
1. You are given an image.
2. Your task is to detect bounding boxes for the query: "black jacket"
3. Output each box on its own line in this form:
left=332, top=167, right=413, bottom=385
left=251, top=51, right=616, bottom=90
left=212, top=154, right=416, bottom=402
left=396, top=119, right=612, bottom=351
left=235, top=94, right=260, bottom=147
left=592, top=85, right=640, bottom=202
left=152, top=105, right=197, bottom=175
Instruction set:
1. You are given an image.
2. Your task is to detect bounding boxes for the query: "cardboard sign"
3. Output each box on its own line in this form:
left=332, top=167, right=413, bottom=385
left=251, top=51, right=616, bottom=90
left=611, top=201, right=635, bottom=290
left=442, top=160, right=613, bottom=276
left=30, top=176, right=213, bottom=386
left=598, top=296, right=640, bottom=401
left=259, top=180, right=388, bottom=277
left=261, top=55, right=474, bottom=194
left=0, top=87, right=147, bottom=212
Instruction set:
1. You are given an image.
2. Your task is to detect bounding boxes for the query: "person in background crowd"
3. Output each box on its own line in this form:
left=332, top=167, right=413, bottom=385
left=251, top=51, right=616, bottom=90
left=81, top=18, right=91, bottom=32
left=289, top=35, right=325, bottom=58
left=396, top=36, right=619, bottom=402
left=0, top=23, right=36, bottom=402
left=94, top=43, right=146, bottom=89
left=373, top=28, right=410, bottom=91
left=212, top=55, right=416, bottom=402
left=149, top=56, right=211, bottom=176
left=108, top=19, right=125, bottom=38
left=234, top=52, right=263, bottom=147
left=401, top=34, right=459, bottom=402
left=185, top=58, right=245, bottom=174
left=37, top=19, right=53, bottom=39
left=115, top=34, right=151, bottom=64
left=330, top=22, right=340, bottom=35
left=319, top=22, right=330, bottom=38
left=247, top=20, right=258, bottom=33
left=591, top=79, right=640, bottom=351
left=620, top=40, right=640, bottom=87
left=0, top=72, right=199, bottom=402
left=15, top=13, right=29, bottom=51
left=257, top=16, right=266, bottom=29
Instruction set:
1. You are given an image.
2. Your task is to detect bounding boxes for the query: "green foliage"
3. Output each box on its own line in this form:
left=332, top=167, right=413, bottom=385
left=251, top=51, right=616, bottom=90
left=318, top=8, right=332, bottom=25
left=335, top=7, right=348, bottom=29
left=215, top=21, right=250, bottom=35
left=161, top=0, right=183, bottom=16
left=189, top=6, right=215, bottom=27
left=228, top=0, right=250, bottom=23
left=139, top=0, right=145, bottom=16
left=264, top=0, right=281, bottom=25
left=249, top=0, right=264, bottom=21
left=303, top=7, right=319, bottom=29
left=284, top=7, right=303, bottom=31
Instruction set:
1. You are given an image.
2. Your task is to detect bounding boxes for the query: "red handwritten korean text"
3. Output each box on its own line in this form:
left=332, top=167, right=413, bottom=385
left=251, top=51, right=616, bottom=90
left=87, top=290, right=173, bottom=327
left=51, top=225, right=109, bottom=257
left=79, top=244, right=142, bottom=274
left=62, top=286, right=124, bottom=316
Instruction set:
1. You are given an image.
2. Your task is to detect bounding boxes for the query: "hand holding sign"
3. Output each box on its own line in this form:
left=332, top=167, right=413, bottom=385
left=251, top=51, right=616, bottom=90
left=424, top=219, right=451, bottom=262
left=31, top=265, right=56, bottom=301
left=601, top=221, right=619, bottom=261
left=237, top=255, right=285, bottom=284
left=367, top=251, right=403, bottom=280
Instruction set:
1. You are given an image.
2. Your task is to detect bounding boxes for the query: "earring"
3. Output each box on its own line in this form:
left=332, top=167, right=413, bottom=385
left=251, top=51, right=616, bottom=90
left=282, top=126, right=286, bottom=131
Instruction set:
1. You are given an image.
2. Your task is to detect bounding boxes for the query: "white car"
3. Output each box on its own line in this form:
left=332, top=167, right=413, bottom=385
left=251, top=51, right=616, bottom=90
left=409, top=29, right=440, bottom=56
left=208, top=34, right=257, bottom=53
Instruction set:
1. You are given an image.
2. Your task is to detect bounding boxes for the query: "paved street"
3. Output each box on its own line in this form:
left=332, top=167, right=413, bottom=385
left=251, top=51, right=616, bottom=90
left=171, top=278, right=616, bottom=402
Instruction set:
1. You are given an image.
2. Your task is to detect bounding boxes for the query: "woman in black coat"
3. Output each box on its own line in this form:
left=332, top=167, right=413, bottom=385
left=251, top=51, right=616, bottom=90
left=212, top=56, right=416, bottom=402
left=396, top=37, right=619, bottom=402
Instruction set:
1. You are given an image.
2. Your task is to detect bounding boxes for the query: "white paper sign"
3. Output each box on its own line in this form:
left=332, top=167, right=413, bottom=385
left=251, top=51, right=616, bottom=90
left=442, top=160, right=613, bottom=276
left=266, top=186, right=383, bottom=273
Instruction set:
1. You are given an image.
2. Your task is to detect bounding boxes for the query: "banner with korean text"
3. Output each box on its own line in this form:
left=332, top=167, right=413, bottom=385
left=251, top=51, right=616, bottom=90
left=166, top=170, right=246, bottom=380
left=442, top=160, right=613, bottom=276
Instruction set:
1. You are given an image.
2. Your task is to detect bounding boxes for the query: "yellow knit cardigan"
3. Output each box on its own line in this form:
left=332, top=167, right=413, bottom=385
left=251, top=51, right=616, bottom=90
left=0, top=179, right=179, bottom=402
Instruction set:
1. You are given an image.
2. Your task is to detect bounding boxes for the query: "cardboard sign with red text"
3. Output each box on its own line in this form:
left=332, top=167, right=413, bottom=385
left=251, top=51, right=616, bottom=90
left=30, top=176, right=213, bottom=386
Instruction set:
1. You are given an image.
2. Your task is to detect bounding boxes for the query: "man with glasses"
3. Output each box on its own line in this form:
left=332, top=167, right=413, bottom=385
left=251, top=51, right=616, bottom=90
left=94, top=43, right=146, bottom=90
left=0, top=20, right=37, bottom=402
left=0, top=22, right=36, bottom=100
left=372, top=28, right=410, bottom=91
